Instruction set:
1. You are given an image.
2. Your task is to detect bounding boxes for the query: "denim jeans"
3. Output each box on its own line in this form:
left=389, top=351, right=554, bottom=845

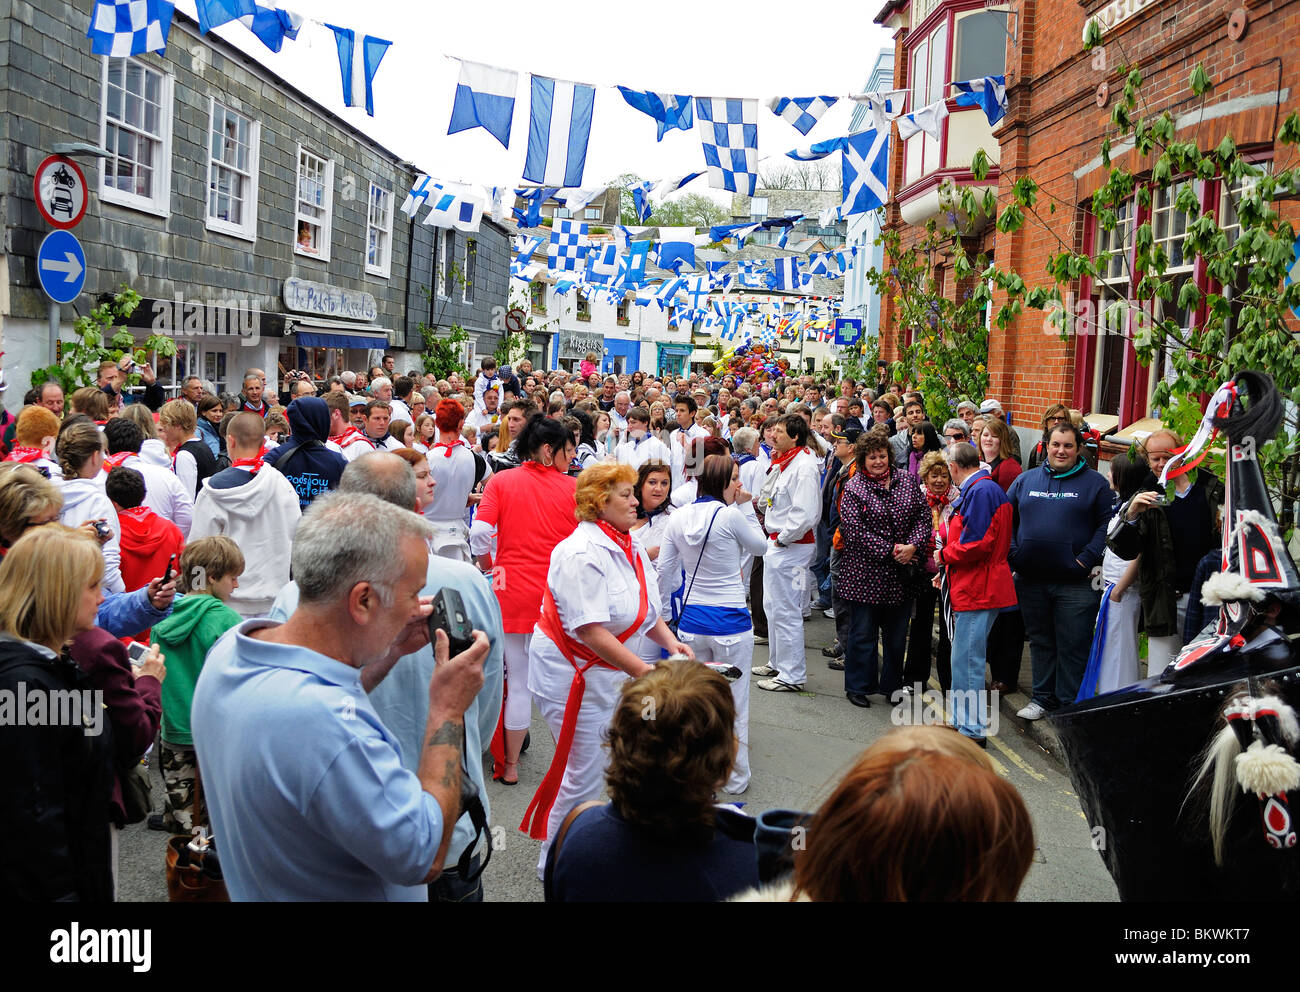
left=950, top=608, right=998, bottom=739
left=428, top=853, right=485, bottom=902
left=829, top=547, right=850, bottom=648
left=842, top=600, right=910, bottom=697
left=810, top=520, right=832, bottom=603
left=1016, top=577, right=1102, bottom=709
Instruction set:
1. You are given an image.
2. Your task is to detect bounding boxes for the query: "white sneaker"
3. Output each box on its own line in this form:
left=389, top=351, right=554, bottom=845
left=1017, top=701, right=1047, bottom=721
left=823, top=607, right=836, bottom=619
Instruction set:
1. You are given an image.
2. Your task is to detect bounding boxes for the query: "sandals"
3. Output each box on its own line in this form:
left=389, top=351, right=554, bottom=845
left=498, top=760, right=519, bottom=786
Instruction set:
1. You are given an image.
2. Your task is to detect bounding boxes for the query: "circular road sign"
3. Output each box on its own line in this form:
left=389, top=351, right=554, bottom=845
left=506, top=307, right=527, bottom=333
left=34, top=154, right=88, bottom=230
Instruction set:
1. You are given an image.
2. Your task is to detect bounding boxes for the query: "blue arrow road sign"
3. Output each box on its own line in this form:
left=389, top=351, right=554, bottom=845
left=37, top=229, right=86, bottom=304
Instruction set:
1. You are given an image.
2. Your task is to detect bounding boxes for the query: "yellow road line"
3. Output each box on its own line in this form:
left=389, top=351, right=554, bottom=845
left=922, top=678, right=1046, bottom=783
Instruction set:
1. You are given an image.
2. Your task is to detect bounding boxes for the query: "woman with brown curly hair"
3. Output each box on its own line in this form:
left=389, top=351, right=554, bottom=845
left=544, top=660, right=758, bottom=901
left=521, top=462, right=694, bottom=879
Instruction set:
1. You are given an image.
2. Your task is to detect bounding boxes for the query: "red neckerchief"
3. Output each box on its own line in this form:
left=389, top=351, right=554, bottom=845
left=118, top=505, right=153, bottom=522
left=230, top=447, right=267, bottom=474
left=596, top=519, right=637, bottom=568
left=103, top=451, right=135, bottom=472
left=925, top=487, right=952, bottom=512
left=432, top=438, right=466, bottom=458
left=330, top=427, right=372, bottom=449
left=5, top=446, right=46, bottom=464
left=243, top=400, right=268, bottom=417
left=771, top=446, right=803, bottom=473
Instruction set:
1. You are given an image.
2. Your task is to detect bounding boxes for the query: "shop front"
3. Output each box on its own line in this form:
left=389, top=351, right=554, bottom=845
left=657, top=343, right=692, bottom=379
left=552, top=329, right=605, bottom=373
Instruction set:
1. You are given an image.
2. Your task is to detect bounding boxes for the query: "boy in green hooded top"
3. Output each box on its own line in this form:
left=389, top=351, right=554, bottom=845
left=150, top=536, right=245, bottom=833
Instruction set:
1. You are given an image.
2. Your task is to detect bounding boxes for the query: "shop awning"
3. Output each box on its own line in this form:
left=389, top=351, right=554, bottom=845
left=289, top=318, right=391, bottom=350
left=688, top=349, right=716, bottom=363
left=658, top=344, right=692, bottom=357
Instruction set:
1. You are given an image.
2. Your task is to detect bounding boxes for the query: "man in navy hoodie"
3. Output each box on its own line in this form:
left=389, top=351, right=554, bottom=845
left=1005, top=423, right=1114, bottom=719
left=264, top=397, right=348, bottom=510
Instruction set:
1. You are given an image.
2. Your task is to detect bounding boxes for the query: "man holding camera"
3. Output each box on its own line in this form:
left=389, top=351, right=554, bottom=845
left=195, top=488, right=490, bottom=901
left=98, top=358, right=166, bottom=412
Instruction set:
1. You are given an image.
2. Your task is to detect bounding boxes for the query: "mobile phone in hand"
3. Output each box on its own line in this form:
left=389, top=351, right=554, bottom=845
left=428, top=588, right=475, bottom=659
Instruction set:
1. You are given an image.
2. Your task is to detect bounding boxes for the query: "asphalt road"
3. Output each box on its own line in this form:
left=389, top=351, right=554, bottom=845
left=116, top=614, right=1118, bottom=903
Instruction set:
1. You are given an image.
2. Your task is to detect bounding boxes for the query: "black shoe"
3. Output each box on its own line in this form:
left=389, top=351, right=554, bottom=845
left=521, top=731, right=530, bottom=754
left=827, top=658, right=845, bottom=671
left=845, top=692, right=871, bottom=708
left=147, top=813, right=167, bottom=832
left=821, top=640, right=843, bottom=658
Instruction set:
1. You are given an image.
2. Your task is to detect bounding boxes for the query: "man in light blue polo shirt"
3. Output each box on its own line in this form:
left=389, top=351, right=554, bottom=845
left=191, top=490, right=488, bottom=901
left=269, top=450, right=505, bottom=901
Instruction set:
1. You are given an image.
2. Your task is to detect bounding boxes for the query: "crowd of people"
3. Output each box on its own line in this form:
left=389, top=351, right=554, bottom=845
left=0, top=350, right=1225, bottom=901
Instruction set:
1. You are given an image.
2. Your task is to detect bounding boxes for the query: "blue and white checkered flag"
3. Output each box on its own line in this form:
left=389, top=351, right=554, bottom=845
left=548, top=219, right=590, bottom=274
left=695, top=97, right=758, bottom=197
left=767, top=96, right=838, bottom=136
left=88, top=0, right=175, bottom=56
left=951, top=75, right=1007, bottom=127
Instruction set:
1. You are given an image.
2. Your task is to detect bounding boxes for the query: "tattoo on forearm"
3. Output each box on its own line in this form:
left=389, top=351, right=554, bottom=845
left=425, top=719, right=462, bottom=750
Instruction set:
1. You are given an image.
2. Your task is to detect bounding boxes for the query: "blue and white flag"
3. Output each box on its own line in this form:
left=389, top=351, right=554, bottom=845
left=708, top=222, right=762, bottom=248
left=682, top=276, right=711, bottom=311
left=88, top=0, right=175, bottom=56
left=841, top=128, right=890, bottom=216
left=554, top=280, right=576, bottom=296
left=400, top=174, right=433, bottom=218
left=656, top=228, right=697, bottom=274
left=628, top=179, right=654, bottom=223
left=695, top=97, right=759, bottom=196
left=548, top=218, right=590, bottom=274
left=524, top=75, right=596, bottom=188
left=771, top=256, right=804, bottom=291
left=767, top=96, right=838, bottom=135
left=585, top=243, right=619, bottom=285
left=737, top=260, right=770, bottom=289
left=513, top=235, right=545, bottom=266
left=194, top=0, right=252, bottom=33
left=616, top=87, right=694, bottom=140
left=483, top=185, right=511, bottom=223
left=419, top=183, right=483, bottom=233
left=619, top=240, right=651, bottom=288
left=327, top=26, right=391, bottom=117
left=558, top=187, right=606, bottom=214
left=897, top=98, right=949, bottom=141
left=654, top=171, right=704, bottom=197
left=512, top=187, right=556, bottom=228
left=511, top=261, right=541, bottom=282
left=654, top=277, right=688, bottom=309
left=951, top=75, right=1007, bottom=126
left=786, top=136, right=847, bottom=162
left=242, top=5, right=301, bottom=52
left=448, top=60, right=518, bottom=149
left=850, top=89, right=909, bottom=132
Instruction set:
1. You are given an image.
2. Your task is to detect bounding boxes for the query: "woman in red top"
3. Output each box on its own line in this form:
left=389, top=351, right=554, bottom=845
left=978, top=417, right=1024, bottom=693
left=470, top=415, right=578, bottom=785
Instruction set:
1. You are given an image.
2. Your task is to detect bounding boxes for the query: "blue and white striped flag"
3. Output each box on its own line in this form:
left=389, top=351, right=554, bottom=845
left=524, top=75, right=596, bottom=188
left=654, top=277, right=687, bottom=309
left=951, top=75, right=1007, bottom=126
left=327, top=26, right=391, bottom=117
left=772, top=256, right=803, bottom=291
left=767, top=96, right=837, bottom=135
left=448, top=60, right=518, bottom=149
left=616, top=88, right=694, bottom=140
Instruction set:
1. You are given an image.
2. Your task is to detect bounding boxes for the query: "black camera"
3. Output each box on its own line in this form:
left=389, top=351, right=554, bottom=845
left=428, top=588, right=475, bottom=659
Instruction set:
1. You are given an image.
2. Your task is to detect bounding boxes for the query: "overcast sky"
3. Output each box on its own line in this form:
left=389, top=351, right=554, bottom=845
left=191, top=0, right=895, bottom=202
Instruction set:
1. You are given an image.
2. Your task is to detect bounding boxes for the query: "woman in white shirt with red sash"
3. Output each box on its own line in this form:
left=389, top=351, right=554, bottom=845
left=521, top=463, right=694, bottom=879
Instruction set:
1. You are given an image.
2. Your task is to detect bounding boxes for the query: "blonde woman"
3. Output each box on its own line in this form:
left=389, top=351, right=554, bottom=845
left=0, top=526, right=153, bottom=900
left=521, top=462, right=693, bottom=878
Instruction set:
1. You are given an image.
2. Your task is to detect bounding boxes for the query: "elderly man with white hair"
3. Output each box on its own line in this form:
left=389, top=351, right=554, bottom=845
left=192, top=489, right=491, bottom=900
left=609, top=390, right=632, bottom=434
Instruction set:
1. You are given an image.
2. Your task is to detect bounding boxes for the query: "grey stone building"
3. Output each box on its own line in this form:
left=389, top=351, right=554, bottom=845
left=0, top=1, right=509, bottom=408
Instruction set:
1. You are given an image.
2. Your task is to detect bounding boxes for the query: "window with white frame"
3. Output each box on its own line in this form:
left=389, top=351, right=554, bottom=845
left=584, top=207, right=601, bottom=220
left=463, top=238, right=476, bottom=303
left=366, top=183, right=393, bottom=277
left=295, top=147, right=333, bottom=260
left=100, top=57, right=173, bottom=214
left=555, top=206, right=572, bottom=219
left=750, top=197, right=768, bottom=221
left=205, top=100, right=259, bottom=240
left=1219, top=164, right=1269, bottom=246
left=435, top=229, right=449, bottom=298
left=1091, top=199, right=1133, bottom=416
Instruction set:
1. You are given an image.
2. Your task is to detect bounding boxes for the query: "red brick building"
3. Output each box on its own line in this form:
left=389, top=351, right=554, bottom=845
left=874, top=0, right=1298, bottom=433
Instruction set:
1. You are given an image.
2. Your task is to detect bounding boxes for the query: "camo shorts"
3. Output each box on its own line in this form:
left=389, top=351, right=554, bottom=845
left=160, top=740, right=207, bottom=835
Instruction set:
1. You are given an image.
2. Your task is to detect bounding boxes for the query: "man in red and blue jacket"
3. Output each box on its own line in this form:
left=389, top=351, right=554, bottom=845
left=935, top=443, right=1017, bottom=745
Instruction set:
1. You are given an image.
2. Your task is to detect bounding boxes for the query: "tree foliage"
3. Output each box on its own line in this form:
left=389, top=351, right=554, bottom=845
left=31, top=285, right=176, bottom=395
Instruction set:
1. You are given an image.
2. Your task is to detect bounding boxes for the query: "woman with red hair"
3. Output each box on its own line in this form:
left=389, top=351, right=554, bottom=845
left=425, top=398, right=482, bottom=561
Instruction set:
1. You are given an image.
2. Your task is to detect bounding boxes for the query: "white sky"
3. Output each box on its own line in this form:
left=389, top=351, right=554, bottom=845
left=189, top=0, right=894, bottom=203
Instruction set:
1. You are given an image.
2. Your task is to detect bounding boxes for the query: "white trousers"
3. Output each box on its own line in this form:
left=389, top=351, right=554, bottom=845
left=1098, top=587, right=1141, bottom=693
left=762, top=541, right=815, bottom=686
left=1147, top=592, right=1192, bottom=677
left=680, top=630, right=753, bottom=793
left=534, top=668, right=626, bottom=878
left=428, top=520, right=472, bottom=563
left=503, top=632, right=533, bottom=732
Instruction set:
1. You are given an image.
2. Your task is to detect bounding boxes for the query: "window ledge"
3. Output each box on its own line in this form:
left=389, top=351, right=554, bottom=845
left=295, top=244, right=330, bottom=263
left=101, top=188, right=169, bottom=218
left=206, top=218, right=256, bottom=243
left=366, top=263, right=391, bottom=279
left=576, top=313, right=591, bottom=322
left=616, top=318, right=630, bottom=327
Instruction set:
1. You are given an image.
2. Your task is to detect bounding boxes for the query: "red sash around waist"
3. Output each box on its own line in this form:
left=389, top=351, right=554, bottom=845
left=520, top=554, right=649, bottom=840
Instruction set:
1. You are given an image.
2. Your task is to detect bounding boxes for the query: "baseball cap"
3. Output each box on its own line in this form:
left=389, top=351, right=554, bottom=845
left=830, top=425, right=863, bottom=444
left=348, top=394, right=367, bottom=408
left=979, top=399, right=1003, bottom=414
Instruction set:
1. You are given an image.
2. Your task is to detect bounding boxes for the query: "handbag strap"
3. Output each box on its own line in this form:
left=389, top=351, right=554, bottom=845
left=680, top=506, right=722, bottom=616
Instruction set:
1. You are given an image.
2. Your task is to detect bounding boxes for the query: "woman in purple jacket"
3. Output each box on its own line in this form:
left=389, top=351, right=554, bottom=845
left=836, top=432, right=932, bottom=708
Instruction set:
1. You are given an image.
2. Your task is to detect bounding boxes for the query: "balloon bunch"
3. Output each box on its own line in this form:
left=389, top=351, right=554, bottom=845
left=712, top=342, right=792, bottom=383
